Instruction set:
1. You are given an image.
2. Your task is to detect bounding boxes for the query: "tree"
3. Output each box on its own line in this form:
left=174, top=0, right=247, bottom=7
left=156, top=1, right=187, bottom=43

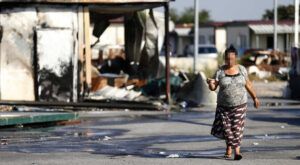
left=170, top=7, right=211, bottom=24
left=169, top=8, right=180, bottom=23
left=262, top=4, right=296, bottom=20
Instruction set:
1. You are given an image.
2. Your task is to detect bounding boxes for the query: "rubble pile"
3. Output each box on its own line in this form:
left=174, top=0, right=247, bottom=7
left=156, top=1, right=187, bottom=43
left=0, top=106, right=13, bottom=112
left=240, top=49, right=289, bottom=80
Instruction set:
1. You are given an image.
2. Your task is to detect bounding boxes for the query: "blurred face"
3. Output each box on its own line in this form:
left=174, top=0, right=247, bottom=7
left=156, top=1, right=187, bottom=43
left=224, top=52, right=236, bottom=67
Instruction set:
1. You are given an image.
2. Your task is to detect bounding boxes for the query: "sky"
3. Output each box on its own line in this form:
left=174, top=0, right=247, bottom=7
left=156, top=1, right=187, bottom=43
left=170, top=0, right=294, bottom=21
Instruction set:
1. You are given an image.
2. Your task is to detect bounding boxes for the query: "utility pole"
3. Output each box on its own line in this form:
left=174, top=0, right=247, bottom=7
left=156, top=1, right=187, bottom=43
left=193, top=0, right=199, bottom=73
left=295, top=0, right=300, bottom=76
left=274, top=0, right=278, bottom=51
left=164, top=3, right=171, bottom=105
left=295, top=0, right=299, bottom=47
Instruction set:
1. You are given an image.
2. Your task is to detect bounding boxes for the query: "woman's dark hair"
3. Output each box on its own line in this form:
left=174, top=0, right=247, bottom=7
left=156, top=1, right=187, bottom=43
left=224, top=45, right=238, bottom=57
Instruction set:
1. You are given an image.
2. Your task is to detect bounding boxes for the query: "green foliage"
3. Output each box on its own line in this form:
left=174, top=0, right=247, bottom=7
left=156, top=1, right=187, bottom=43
left=169, top=8, right=179, bottom=23
left=217, top=52, right=224, bottom=66
left=178, top=7, right=195, bottom=23
left=198, top=10, right=210, bottom=23
left=263, top=4, right=296, bottom=20
left=170, top=7, right=211, bottom=24
left=202, top=66, right=216, bottom=79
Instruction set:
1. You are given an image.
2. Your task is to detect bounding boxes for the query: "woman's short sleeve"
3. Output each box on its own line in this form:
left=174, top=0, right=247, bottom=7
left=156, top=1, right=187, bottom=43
left=213, top=68, right=221, bottom=81
left=239, top=65, right=248, bottom=80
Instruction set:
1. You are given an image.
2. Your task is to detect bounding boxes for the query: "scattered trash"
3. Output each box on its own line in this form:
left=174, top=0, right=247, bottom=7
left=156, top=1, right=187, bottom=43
left=248, top=66, right=272, bottom=79
left=167, top=154, right=180, bottom=158
left=89, top=85, right=142, bottom=101
left=40, top=137, right=46, bottom=141
left=161, top=103, right=170, bottom=110
left=153, top=101, right=162, bottom=107
left=0, top=105, right=13, bottom=112
left=88, top=55, right=219, bottom=108
left=118, top=148, right=126, bottom=152
left=1, top=139, right=8, bottom=145
left=241, top=49, right=289, bottom=80
left=16, top=124, right=23, bottom=128
left=82, top=148, right=95, bottom=152
left=124, top=109, right=130, bottom=112
left=254, top=134, right=281, bottom=140
left=281, top=125, right=285, bottom=129
left=179, top=101, right=187, bottom=108
left=253, top=142, right=259, bottom=146
left=159, top=151, right=166, bottom=155
left=103, top=136, right=112, bottom=141
left=74, top=132, right=79, bottom=137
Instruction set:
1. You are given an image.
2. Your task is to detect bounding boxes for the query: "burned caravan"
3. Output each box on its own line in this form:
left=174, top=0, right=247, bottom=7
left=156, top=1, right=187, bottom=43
left=0, top=0, right=173, bottom=106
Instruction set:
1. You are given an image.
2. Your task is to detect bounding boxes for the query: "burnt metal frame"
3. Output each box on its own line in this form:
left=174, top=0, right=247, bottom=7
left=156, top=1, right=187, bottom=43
left=0, top=1, right=172, bottom=108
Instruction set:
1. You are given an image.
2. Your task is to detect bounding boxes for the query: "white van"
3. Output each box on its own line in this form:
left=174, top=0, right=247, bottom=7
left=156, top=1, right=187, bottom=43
left=185, top=44, right=218, bottom=59
left=160, top=44, right=219, bottom=72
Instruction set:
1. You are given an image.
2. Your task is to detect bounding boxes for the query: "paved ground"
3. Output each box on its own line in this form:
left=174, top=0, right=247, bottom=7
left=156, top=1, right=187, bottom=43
left=0, top=81, right=300, bottom=165
left=252, top=81, right=288, bottom=98
left=1, top=99, right=300, bottom=165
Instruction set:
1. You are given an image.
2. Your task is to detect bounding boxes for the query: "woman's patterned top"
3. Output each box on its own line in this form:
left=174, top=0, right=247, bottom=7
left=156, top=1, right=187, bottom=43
left=213, top=64, right=248, bottom=107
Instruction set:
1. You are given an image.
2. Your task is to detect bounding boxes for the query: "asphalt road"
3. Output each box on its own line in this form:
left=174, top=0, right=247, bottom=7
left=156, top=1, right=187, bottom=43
left=0, top=98, right=300, bottom=165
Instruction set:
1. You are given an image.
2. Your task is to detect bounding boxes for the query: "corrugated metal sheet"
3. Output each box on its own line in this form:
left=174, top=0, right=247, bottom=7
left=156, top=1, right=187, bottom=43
left=249, top=24, right=300, bottom=34
left=0, top=0, right=171, bottom=3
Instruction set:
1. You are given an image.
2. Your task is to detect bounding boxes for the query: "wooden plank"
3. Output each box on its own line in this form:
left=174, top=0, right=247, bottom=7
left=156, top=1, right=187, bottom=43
left=83, top=6, right=92, bottom=88
left=78, top=6, right=85, bottom=98
left=72, top=9, right=79, bottom=102
left=0, top=100, right=161, bottom=110
left=78, top=7, right=84, bottom=63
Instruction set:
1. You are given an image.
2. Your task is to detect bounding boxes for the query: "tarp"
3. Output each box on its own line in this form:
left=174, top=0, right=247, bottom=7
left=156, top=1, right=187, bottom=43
left=125, top=9, right=166, bottom=79
left=124, top=12, right=145, bottom=63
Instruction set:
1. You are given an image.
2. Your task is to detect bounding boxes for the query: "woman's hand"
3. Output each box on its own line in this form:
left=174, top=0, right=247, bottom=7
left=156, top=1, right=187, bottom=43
left=206, top=78, right=215, bottom=85
left=253, top=97, right=260, bottom=109
left=207, top=78, right=218, bottom=91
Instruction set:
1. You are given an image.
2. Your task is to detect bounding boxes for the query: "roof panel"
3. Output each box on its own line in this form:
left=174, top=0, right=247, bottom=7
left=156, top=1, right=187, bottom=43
left=249, top=24, right=300, bottom=34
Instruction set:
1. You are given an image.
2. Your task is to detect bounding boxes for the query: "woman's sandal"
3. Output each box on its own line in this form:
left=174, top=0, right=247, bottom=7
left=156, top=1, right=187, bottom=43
left=234, top=154, right=243, bottom=160
left=224, top=148, right=232, bottom=159
left=224, top=154, right=232, bottom=159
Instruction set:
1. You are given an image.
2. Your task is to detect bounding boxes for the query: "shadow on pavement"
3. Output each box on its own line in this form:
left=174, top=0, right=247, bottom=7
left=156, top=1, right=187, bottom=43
left=1, top=112, right=300, bottom=159
left=248, top=116, right=300, bottom=126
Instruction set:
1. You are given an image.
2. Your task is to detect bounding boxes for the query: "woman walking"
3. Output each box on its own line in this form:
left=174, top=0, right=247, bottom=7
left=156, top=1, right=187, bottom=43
left=207, top=45, right=260, bottom=160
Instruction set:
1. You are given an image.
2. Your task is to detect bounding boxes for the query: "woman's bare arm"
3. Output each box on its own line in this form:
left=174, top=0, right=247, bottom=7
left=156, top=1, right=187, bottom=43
left=245, top=79, right=260, bottom=108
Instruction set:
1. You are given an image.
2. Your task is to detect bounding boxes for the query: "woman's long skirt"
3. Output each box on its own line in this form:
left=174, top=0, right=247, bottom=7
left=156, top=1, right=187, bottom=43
left=211, top=103, right=247, bottom=147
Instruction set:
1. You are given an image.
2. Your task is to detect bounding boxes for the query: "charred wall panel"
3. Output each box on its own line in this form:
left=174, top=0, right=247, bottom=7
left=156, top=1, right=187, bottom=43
left=0, top=8, right=37, bottom=101
left=0, top=6, right=78, bottom=102
left=36, top=29, right=74, bottom=102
